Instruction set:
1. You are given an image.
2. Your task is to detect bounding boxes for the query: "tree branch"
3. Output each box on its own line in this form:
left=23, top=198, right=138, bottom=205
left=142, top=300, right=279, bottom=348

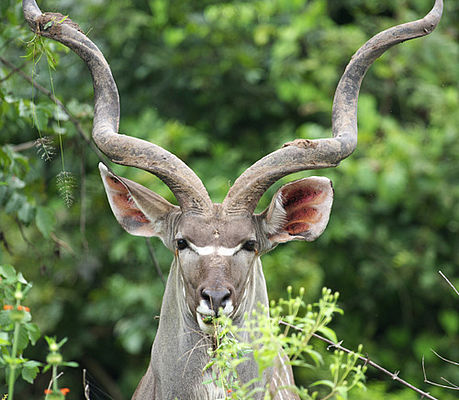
left=279, top=320, right=439, bottom=400
left=422, top=356, right=459, bottom=390
left=431, top=350, right=459, bottom=367
left=439, top=270, right=459, bottom=296
left=0, top=61, right=27, bottom=82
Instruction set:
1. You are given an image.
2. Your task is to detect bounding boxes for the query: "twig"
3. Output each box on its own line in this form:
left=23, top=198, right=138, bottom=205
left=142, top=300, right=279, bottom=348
left=46, top=371, right=64, bottom=392
left=431, top=349, right=459, bottom=366
left=50, top=232, right=75, bottom=256
left=11, top=140, right=36, bottom=152
left=15, top=217, right=34, bottom=247
left=0, top=61, right=27, bottom=82
left=438, top=270, right=459, bottom=296
left=422, top=356, right=459, bottom=390
left=0, top=56, right=106, bottom=163
left=145, top=238, right=166, bottom=287
left=83, top=369, right=90, bottom=400
left=0, top=232, right=12, bottom=255
left=279, top=320, right=439, bottom=400
left=440, top=377, right=459, bottom=389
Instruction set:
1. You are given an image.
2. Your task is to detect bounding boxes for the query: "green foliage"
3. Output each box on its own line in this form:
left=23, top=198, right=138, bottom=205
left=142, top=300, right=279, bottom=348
left=205, top=288, right=366, bottom=399
left=0, top=264, right=41, bottom=399
left=0, top=264, right=77, bottom=399
left=42, top=336, right=78, bottom=400
left=0, top=0, right=457, bottom=398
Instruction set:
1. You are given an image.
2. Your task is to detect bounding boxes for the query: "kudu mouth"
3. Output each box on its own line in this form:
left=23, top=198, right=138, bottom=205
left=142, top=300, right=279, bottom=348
left=196, top=287, right=235, bottom=333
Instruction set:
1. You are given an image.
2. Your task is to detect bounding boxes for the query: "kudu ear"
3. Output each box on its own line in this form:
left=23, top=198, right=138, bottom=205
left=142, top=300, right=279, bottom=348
left=99, top=163, right=179, bottom=238
left=261, top=177, right=334, bottom=243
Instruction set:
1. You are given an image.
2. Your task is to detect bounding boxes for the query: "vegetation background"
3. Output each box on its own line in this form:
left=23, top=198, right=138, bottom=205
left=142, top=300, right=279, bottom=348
left=1, top=0, right=458, bottom=398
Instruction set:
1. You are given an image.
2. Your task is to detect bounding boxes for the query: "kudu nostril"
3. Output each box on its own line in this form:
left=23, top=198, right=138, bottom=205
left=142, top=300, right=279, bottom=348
left=201, top=288, right=231, bottom=315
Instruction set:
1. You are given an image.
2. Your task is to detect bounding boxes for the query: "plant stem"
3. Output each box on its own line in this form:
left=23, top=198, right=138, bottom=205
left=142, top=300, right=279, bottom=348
left=8, top=321, right=20, bottom=400
left=52, top=365, right=58, bottom=392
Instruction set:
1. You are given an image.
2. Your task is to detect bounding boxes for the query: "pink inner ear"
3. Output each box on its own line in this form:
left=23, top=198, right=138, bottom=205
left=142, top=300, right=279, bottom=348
left=106, top=175, right=124, bottom=189
left=104, top=176, right=150, bottom=224
left=283, top=187, right=325, bottom=207
left=282, top=187, right=324, bottom=235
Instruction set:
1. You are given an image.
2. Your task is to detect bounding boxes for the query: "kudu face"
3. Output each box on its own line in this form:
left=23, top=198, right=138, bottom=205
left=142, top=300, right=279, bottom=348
left=174, top=212, right=260, bottom=331
left=99, top=163, right=334, bottom=333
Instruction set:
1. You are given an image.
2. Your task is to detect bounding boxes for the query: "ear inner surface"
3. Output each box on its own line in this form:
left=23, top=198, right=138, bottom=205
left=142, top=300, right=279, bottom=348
left=283, top=185, right=327, bottom=234
left=267, top=177, right=333, bottom=243
left=99, top=163, right=177, bottom=237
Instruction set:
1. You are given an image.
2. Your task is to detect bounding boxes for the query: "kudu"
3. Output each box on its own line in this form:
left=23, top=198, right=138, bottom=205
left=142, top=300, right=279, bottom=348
left=23, top=0, right=444, bottom=398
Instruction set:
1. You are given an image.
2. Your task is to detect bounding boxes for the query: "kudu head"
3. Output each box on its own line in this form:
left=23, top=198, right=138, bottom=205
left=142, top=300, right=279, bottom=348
left=99, top=163, right=333, bottom=331
left=23, top=0, right=444, bottom=337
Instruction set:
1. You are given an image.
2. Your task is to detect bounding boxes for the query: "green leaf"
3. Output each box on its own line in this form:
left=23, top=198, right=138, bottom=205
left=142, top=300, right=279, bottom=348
left=305, top=348, right=324, bottom=367
left=317, top=326, right=338, bottom=343
left=62, top=361, right=79, bottom=368
left=16, top=272, right=29, bottom=285
left=26, top=323, right=41, bottom=345
left=16, top=325, right=30, bottom=352
left=0, top=332, right=11, bottom=347
left=22, top=360, right=41, bottom=383
left=43, top=21, right=54, bottom=31
left=0, top=264, right=17, bottom=281
left=0, top=310, right=12, bottom=326
left=310, top=379, right=335, bottom=388
left=35, top=206, right=56, bottom=238
left=18, top=201, right=34, bottom=224
left=57, top=337, right=68, bottom=348
left=5, top=192, right=26, bottom=214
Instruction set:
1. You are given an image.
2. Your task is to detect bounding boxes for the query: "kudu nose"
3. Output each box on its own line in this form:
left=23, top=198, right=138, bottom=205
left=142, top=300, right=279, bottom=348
left=201, top=288, right=231, bottom=316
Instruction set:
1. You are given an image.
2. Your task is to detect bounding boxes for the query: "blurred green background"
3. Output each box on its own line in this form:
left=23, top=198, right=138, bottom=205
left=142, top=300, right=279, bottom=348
left=1, top=0, right=458, bottom=398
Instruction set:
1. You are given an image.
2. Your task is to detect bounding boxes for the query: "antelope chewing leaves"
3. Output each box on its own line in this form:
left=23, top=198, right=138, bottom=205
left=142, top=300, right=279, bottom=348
left=22, top=0, right=444, bottom=399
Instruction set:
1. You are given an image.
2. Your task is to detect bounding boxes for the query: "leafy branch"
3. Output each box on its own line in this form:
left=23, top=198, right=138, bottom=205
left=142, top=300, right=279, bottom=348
left=280, top=322, right=440, bottom=400
left=205, top=288, right=366, bottom=399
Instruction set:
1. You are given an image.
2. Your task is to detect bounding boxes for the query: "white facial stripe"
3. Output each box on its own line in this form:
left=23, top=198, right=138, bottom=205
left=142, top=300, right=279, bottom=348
left=187, top=242, right=243, bottom=257
left=188, top=242, right=214, bottom=256
left=216, top=244, right=242, bottom=257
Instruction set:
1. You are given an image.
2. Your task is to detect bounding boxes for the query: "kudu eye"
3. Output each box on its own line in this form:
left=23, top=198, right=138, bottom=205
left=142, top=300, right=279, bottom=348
left=176, top=239, right=189, bottom=250
left=242, top=240, right=257, bottom=252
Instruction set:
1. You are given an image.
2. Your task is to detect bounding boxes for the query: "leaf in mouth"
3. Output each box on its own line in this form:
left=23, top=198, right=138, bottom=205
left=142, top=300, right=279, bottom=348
left=202, top=315, right=214, bottom=324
